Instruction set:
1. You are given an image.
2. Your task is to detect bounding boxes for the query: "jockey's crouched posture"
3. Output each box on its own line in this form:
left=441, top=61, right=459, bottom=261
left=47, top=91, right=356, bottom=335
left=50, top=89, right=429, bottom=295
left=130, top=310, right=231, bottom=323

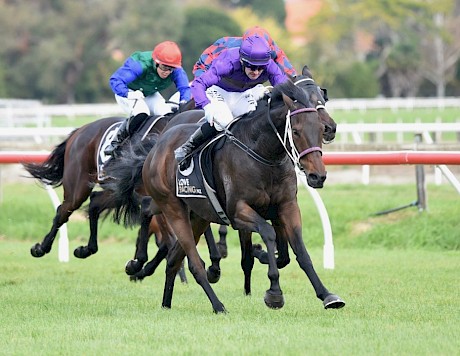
left=105, top=41, right=191, bottom=157
left=174, top=34, right=289, bottom=169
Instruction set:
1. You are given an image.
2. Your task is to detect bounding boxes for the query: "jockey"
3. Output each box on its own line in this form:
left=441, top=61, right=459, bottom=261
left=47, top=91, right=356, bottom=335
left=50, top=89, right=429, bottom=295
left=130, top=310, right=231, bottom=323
left=174, top=34, right=288, bottom=168
left=192, top=25, right=297, bottom=79
left=105, top=41, right=191, bottom=157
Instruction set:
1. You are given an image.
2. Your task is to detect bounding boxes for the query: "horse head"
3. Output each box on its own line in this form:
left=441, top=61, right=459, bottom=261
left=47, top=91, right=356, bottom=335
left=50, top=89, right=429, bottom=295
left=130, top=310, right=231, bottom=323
left=294, top=65, right=336, bottom=143
left=269, top=81, right=326, bottom=188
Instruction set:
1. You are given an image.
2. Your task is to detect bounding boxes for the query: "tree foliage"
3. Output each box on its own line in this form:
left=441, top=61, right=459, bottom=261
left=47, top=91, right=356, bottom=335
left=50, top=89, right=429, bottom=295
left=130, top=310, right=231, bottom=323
left=304, top=0, right=460, bottom=97
left=230, top=0, right=286, bottom=27
left=0, top=0, right=458, bottom=102
left=178, top=7, right=241, bottom=79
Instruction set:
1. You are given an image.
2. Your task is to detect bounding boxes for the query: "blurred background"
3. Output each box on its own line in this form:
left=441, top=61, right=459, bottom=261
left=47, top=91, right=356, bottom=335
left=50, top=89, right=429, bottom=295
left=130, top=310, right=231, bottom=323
left=0, top=0, right=459, bottom=104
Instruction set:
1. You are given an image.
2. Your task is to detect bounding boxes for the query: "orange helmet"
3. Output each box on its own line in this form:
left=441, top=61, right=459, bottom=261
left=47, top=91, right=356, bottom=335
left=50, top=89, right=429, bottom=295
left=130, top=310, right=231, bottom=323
left=152, top=41, right=182, bottom=68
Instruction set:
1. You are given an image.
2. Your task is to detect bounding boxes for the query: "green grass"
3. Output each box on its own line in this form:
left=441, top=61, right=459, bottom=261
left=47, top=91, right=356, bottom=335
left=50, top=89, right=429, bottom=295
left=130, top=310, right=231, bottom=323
left=0, top=240, right=458, bottom=355
left=0, top=180, right=459, bottom=354
left=3, top=181, right=459, bottom=250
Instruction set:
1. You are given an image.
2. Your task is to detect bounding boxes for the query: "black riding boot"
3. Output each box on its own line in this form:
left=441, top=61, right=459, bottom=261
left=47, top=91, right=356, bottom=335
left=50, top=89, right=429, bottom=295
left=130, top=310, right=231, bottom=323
left=104, top=119, right=129, bottom=157
left=104, top=113, right=148, bottom=157
left=174, top=122, right=217, bottom=169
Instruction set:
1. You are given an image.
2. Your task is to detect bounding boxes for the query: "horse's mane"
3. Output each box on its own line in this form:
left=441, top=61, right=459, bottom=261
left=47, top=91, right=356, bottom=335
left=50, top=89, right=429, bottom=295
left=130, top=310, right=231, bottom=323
left=271, top=79, right=310, bottom=108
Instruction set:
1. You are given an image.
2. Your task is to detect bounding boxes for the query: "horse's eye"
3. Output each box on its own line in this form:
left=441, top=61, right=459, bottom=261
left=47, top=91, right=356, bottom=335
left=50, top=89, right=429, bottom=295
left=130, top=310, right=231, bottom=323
left=292, top=129, right=300, bottom=137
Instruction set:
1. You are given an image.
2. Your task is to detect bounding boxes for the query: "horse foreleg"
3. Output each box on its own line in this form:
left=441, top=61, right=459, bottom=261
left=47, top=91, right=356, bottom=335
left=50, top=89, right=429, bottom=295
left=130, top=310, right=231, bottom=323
left=203, top=226, right=221, bottom=283
left=238, top=230, right=254, bottom=295
left=279, top=203, right=345, bottom=309
left=125, top=196, right=153, bottom=275
left=30, top=194, right=83, bottom=258
left=74, top=190, right=113, bottom=258
left=30, top=205, right=66, bottom=257
left=217, top=225, right=228, bottom=258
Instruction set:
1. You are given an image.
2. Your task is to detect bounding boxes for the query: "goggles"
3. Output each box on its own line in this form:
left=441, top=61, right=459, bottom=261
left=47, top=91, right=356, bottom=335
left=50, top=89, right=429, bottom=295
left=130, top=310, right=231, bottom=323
left=157, top=63, right=175, bottom=72
left=242, top=60, right=266, bottom=72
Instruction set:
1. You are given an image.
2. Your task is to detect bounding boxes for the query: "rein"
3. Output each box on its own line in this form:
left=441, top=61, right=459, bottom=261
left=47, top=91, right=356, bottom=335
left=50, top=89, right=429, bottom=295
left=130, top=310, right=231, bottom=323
left=226, top=134, right=288, bottom=166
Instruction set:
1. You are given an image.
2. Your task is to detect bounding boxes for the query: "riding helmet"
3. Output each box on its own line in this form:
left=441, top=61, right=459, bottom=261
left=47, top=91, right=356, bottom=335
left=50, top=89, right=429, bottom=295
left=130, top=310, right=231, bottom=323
left=239, top=35, right=271, bottom=66
left=152, top=41, right=182, bottom=68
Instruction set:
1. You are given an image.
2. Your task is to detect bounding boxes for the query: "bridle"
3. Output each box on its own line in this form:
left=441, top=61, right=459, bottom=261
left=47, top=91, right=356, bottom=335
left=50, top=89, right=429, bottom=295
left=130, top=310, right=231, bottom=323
left=266, top=101, right=322, bottom=169
left=294, top=77, right=327, bottom=110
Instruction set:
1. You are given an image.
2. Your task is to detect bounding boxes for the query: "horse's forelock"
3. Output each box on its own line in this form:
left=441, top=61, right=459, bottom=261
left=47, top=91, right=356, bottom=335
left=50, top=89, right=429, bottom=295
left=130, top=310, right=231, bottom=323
left=272, top=80, right=310, bottom=108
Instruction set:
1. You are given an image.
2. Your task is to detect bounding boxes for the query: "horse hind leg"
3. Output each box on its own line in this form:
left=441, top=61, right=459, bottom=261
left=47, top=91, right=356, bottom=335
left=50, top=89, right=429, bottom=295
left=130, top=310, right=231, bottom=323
left=129, top=240, right=168, bottom=282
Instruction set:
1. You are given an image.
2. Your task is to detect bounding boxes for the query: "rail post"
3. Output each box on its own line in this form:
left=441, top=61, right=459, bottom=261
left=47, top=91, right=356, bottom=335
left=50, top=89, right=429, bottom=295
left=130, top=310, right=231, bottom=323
left=414, top=134, right=427, bottom=211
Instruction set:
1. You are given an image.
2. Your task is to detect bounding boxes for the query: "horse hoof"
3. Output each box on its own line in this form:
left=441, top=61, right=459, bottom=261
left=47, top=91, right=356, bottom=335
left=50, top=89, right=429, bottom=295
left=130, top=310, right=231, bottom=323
left=212, top=304, right=227, bottom=314
left=207, top=267, right=221, bottom=284
left=264, top=290, right=284, bottom=309
left=129, top=275, right=144, bottom=283
left=30, top=243, right=46, bottom=258
left=323, top=294, right=346, bottom=309
left=73, top=246, right=93, bottom=259
left=125, top=259, right=142, bottom=275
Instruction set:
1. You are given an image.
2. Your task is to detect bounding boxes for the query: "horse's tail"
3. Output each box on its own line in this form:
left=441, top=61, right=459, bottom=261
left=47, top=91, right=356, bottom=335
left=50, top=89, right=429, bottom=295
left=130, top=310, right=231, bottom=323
left=22, top=130, right=77, bottom=187
left=102, top=135, right=158, bottom=228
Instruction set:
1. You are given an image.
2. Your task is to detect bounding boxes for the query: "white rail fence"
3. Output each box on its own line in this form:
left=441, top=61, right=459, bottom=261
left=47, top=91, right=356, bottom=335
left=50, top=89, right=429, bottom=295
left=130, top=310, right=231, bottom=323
left=1, top=97, right=460, bottom=127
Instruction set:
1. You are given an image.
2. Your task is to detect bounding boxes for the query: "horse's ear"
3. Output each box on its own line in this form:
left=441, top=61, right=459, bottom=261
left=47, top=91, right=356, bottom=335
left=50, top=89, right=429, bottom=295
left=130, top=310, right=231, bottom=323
left=302, top=65, right=312, bottom=77
left=281, top=92, right=295, bottom=109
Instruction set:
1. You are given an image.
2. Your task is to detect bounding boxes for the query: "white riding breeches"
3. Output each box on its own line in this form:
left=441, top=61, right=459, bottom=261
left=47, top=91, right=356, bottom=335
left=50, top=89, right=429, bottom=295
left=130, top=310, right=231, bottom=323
left=205, top=84, right=266, bottom=131
left=115, top=90, right=177, bottom=117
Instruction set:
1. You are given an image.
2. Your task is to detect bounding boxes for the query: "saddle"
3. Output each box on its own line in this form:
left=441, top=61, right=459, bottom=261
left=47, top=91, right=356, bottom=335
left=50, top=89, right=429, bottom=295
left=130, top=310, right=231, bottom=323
left=176, top=133, right=230, bottom=225
left=97, top=116, right=164, bottom=181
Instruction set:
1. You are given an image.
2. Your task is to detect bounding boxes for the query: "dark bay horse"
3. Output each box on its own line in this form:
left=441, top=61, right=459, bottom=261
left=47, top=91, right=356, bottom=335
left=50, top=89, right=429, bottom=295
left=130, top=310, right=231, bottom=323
left=106, top=80, right=345, bottom=313
left=22, top=102, right=193, bottom=260
left=127, top=65, right=338, bottom=282
left=212, top=65, right=337, bottom=258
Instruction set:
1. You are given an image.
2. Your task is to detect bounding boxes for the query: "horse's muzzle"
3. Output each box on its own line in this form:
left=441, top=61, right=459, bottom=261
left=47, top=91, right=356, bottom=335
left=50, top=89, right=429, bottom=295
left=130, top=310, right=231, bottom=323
left=307, top=172, right=326, bottom=188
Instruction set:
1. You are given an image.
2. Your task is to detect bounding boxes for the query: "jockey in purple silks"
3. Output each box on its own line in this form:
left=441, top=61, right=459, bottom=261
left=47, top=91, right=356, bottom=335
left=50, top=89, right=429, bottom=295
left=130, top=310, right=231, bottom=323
left=193, top=25, right=297, bottom=79
left=105, top=41, right=191, bottom=157
left=174, top=34, right=289, bottom=169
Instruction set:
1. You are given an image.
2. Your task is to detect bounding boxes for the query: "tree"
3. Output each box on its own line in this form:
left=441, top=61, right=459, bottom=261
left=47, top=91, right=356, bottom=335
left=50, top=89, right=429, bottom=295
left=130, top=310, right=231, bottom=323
left=227, top=0, right=286, bottom=27
left=419, top=1, right=460, bottom=97
left=304, top=0, right=460, bottom=97
left=178, top=7, right=241, bottom=79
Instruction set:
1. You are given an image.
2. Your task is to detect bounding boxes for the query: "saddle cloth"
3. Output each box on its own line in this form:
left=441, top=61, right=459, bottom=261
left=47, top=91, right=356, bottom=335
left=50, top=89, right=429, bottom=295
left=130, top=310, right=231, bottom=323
left=97, top=118, right=161, bottom=181
left=176, top=135, right=230, bottom=225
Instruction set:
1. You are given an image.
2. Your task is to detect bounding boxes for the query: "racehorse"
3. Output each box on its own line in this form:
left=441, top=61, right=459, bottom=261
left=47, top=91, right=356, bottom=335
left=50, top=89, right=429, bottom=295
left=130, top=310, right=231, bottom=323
left=126, top=65, right=337, bottom=282
left=105, top=79, right=345, bottom=313
left=212, top=65, right=337, bottom=258
left=22, top=102, right=193, bottom=261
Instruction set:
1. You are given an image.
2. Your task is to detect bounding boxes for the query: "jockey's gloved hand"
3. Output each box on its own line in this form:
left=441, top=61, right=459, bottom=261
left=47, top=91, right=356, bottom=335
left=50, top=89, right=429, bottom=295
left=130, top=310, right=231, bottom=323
left=204, top=103, right=216, bottom=126
left=127, top=90, right=145, bottom=100
left=178, top=100, right=187, bottom=112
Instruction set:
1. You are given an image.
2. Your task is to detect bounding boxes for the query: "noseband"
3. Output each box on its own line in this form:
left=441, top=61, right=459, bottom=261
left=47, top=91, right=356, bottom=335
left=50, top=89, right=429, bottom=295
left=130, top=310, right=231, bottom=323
left=287, top=107, right=322, bottom=160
